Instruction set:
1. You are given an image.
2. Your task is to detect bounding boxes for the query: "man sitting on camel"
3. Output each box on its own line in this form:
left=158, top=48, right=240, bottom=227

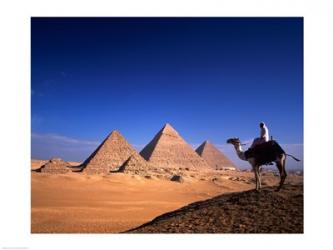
left=250, top=122, right=269, bottom=148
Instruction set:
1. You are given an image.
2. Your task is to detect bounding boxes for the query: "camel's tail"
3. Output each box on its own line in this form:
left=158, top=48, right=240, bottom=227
left=286, top=154, right=301, bottom=162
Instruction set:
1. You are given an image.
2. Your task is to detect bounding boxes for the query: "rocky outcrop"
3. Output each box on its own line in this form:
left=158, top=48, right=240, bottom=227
left=170, top=175, right=184, bottom=183
left=126, top=184, right=303, bottom=233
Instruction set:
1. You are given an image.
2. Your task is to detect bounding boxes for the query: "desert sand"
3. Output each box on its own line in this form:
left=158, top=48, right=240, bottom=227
left=31, top=166, right=303, bottom=233
left=31, top=124, right=303, bottom=233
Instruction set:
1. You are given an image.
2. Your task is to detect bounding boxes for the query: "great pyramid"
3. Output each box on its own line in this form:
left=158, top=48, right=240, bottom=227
left=81, top=130, right=150, bottom=174
left=37, top=157, right=71, bottom=174
left=195, top=141, right=237, bottom=170
left=140, top=123, right=210, bottom=170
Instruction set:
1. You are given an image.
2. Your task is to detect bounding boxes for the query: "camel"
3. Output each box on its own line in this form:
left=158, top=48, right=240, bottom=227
left=226, top=138, right=300, bottom=191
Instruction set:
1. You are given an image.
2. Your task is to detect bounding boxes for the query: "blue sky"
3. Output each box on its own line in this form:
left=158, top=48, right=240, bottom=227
left=31, top=17, right=303, bottom=169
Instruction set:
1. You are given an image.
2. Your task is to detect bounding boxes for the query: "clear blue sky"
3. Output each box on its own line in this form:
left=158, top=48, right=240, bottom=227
left=31, top=17, right=303, bottom=168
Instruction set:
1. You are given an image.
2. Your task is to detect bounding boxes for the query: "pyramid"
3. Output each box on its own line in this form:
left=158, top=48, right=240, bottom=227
left=140, top=123, right=210, bottom=170
left=117, top=153, right=151, bottom=175
left=81, top=130, right=149, bottom=174
left=38, top=157, right=71, bottom=174
left=196, top=141, right=237, bottom=170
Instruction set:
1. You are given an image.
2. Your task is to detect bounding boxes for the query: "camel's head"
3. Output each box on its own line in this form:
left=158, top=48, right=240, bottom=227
left=226, top=138, right=241, bottom=146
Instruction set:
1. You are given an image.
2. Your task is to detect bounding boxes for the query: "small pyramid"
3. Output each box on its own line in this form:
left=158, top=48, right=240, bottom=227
left=81, top=130, right=149, bottom=174
left=140, top=123, right=210, bottom=170
left=38, top=157, right=71, bottom=174
left=196, top=141, right=237, bottom=170
left=117, top=153, right=151, bottom=174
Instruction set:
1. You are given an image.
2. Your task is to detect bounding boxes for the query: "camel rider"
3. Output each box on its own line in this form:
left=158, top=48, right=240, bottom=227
left=250, top=122, right=269, bottom=148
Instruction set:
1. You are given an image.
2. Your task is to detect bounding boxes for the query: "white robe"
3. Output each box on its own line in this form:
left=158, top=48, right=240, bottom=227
left=250, top=123, right=269, bottom=148
left=260, top=124, right=269, bottom=142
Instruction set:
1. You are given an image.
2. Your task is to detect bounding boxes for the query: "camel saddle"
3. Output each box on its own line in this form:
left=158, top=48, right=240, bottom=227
left=244, top=140, right=285, bottom=165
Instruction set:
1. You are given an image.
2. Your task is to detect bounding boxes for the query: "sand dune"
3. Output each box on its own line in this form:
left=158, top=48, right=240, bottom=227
left=127, top=183, right=303, bottom=233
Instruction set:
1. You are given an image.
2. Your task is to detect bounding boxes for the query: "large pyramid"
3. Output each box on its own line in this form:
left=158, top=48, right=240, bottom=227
left=140, top=123, right=210, bottom=170
left=195, top=141, right=237, bottom=170
left=81, top=130, right=149, bottom=174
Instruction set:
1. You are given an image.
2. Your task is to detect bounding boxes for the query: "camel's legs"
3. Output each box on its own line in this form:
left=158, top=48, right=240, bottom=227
left=254, top=165, right=261, bottom=191
left=248, top=158, right=260, bottom=191
left=275, top=154, right=287, bottom=191
left=281, top=154, right=287, bottom=186
left=258, top=166, right=261, bottom=189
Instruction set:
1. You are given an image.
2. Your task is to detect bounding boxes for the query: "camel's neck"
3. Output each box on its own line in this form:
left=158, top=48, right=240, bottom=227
left=234, top=144, right=246, bottom=161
